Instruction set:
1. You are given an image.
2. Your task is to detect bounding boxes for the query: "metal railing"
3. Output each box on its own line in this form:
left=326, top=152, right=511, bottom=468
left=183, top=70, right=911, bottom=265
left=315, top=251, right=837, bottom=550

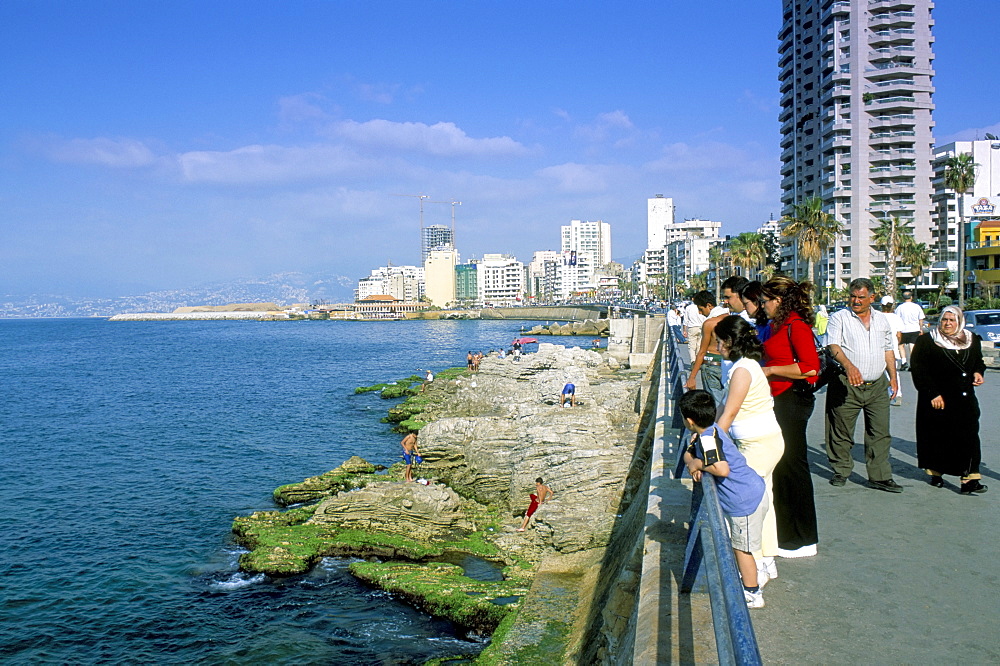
left=666, top=332, right=763, bottom=666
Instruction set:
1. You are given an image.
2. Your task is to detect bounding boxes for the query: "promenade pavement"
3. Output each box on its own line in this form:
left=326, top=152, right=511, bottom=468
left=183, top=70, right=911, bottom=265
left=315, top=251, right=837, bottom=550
left=684, top=348, right=1000, bottom=664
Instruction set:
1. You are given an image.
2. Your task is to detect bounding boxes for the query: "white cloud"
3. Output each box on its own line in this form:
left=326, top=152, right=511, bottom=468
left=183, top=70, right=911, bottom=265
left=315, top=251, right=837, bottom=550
left=574, top=110, right=636, bottom=143
left=646, top=140, right=775, bottom=175
left=328, top=119, right=529, bottom=157
left=45, top=137, right=156, bottom=167
left=936, top=120, right=1000, bottom=145
left=176, top=144, right=380, bottom=184
left=537, top=162, right=616, bottom=193
left=355, top=82, right=400, bottom=104
left=277, top=93, right=331, bottom=124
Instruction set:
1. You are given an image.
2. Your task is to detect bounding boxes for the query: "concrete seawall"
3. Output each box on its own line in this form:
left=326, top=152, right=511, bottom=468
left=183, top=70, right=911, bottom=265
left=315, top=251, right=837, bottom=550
left=480, top=306, right=609, bottom=321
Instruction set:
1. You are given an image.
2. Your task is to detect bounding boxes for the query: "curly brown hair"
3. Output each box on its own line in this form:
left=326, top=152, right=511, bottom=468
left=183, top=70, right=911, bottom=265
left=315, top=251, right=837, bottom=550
left=761, top=276, right=815, bottom=327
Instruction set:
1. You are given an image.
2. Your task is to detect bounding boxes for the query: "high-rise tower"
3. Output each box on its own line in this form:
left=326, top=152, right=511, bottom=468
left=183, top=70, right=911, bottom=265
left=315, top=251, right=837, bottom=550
left=421, top=224, right=454, bottom=263
left=778, top=0, right=936, bottom=287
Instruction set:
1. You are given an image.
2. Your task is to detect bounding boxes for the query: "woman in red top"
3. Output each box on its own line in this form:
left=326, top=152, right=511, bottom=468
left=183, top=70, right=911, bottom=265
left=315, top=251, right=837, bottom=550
left=760, top=277, right=821, bottom=558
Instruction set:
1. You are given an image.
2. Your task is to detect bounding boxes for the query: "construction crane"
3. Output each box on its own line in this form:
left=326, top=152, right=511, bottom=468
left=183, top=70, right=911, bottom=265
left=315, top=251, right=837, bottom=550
left=428, top=199, right=462, bottom=245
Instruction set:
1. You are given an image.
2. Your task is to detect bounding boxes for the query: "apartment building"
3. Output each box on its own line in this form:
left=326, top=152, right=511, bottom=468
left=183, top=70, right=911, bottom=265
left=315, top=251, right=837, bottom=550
left=355, top=265, right=424, bottom=302
left=559, top=220, right=612, bottom=297
left=477, top=254, right=525, bottom=307
left=778, top=0, right=936, bottom=286
left=932, top=140, right=1000, bottom=271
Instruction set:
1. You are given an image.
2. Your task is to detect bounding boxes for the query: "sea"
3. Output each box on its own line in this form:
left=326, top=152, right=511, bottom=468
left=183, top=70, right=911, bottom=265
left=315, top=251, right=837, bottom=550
left=0, top=317, right=540, bottom=665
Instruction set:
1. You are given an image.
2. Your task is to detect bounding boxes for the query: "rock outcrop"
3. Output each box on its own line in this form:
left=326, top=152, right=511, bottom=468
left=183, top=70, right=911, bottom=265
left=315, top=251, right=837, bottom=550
left=416, top=343, right=643, bottom=553
left=309, top=480, right=474, bottom=541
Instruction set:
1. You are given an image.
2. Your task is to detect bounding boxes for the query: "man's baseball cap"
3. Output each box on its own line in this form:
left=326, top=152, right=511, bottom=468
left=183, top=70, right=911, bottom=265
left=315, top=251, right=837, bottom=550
left=880, top=295, right=894, bottom=305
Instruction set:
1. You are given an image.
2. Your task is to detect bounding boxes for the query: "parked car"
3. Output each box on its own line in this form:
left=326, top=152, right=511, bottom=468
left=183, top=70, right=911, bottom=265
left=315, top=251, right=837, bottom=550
left=964, top=310, right=1000, bottom=343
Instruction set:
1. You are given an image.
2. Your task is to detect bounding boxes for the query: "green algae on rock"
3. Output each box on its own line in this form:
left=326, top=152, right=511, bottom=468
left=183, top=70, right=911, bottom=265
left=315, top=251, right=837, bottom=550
left=349, top=561, right=529, bottom=634
left=272, top=455, right=389, bottom=506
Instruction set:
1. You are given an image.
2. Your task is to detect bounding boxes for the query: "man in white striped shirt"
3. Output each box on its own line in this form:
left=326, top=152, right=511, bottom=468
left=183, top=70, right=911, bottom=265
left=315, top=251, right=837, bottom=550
left=825, top=278, right=902, bottom=493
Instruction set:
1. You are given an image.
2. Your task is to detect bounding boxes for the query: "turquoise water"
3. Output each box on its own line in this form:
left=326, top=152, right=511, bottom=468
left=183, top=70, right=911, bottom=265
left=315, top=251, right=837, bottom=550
left=0, top=318, right=527, bottom=664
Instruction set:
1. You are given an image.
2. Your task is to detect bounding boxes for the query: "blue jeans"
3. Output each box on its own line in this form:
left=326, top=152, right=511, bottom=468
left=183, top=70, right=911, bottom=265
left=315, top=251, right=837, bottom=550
left=700, top=363, right=725, bottom=408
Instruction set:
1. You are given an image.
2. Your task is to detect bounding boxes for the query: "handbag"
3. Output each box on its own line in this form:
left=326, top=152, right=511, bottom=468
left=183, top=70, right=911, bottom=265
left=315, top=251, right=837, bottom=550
left=786, top=320, right=839, bottom=393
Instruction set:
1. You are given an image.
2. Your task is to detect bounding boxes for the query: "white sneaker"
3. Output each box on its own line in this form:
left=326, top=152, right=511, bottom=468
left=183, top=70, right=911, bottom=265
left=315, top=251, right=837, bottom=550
left=745, top=589, right=765, bottom=609
left=763, top=557, right=778, bottom=580
left=776, top=544, right=817, bottom=558
left=756, top=565, right=770, bottom=589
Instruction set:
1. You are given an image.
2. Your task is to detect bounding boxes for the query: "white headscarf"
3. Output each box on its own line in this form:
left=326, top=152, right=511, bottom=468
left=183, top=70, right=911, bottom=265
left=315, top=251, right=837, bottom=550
left=930, top=305, right=972, bottom=350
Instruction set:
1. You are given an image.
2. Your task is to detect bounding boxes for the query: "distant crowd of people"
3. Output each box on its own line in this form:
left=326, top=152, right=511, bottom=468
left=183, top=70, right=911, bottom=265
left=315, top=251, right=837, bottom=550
left=679, top=277, right=987, bottom=610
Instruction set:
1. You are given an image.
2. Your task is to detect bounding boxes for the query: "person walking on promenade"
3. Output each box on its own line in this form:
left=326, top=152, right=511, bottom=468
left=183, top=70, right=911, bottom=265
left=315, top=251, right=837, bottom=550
left=400, top=432, right=421, bottom=483
left=825, top=278, right=901, bottom=493
left=680, top=389, right=770, bottom=609
left=910, top=305, right=988, bottom=494
left=667, top=305, right=687, bottom=344
left=895, top=290, right=925, bottom=370
left=714, top=315, right=785, bottom=588
left=684, top=290, right=731, bottom=404
left=880, top=297, right=905, bottom=406
left=759, top=276, right=821, bottom=557
left=517, top=477, right=553, bottom=531
left=683, top=299, right=707, bottom=364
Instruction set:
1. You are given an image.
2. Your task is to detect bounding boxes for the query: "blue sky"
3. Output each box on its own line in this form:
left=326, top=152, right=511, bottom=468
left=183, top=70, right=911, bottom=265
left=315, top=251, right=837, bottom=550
left=2, top=1, right=998, bottom=298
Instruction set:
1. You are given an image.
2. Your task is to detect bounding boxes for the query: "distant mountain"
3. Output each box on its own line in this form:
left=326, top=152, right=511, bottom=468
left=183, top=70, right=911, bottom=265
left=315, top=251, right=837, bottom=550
left=0, top=272, right=357, bottom=318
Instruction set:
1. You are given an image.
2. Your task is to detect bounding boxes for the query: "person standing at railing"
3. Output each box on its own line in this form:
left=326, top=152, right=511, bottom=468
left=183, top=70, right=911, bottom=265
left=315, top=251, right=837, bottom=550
left=684, top=290, right=731, bottom=405
left=714, top=315, right=785, bottom=590
left=683, top=298, right=708, bottom=363
left=760, top=276, right=821, bottom=558
left=681, top=389, right=770, bottom=609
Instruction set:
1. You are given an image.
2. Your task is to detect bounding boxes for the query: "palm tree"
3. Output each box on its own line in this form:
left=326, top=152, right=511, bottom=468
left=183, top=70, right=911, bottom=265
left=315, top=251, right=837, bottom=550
left=708, top=244, right=727, bottom=303
left=944, top=152, right=978, bottom=308
left=688, top=271, right=708, bottom=294
left=729, top=232, right=767, bottom=280
left=900, top=240, right=931, bottom=290
left=781, top=197, right=844, bottom=287
left=871, top=215, right=913, bottom=298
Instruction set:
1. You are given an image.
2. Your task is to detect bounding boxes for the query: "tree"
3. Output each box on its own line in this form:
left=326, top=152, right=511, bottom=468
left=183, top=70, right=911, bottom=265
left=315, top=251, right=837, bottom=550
left=781, top=197, right=844, bottom=288
left=871, top=215, right=913, bottom=298
left=944, top=152, right=978, bottom=308
left=688, top=272, right=708, bottom=294
left=708, top=244, right=727, bottom=303
left=729, top=232, right=767, bottom=280
left=900, top=240, right=931, bottom=289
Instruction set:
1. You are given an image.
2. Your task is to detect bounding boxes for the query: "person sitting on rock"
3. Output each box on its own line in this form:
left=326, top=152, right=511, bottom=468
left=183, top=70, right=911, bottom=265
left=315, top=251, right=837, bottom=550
left=517, top=477, right=553, bottom=531
left=400, top=432, right=421, bottom=483
left=420, top=369, right=434, bottom=393
left=560, top=382, right=576, bottom=407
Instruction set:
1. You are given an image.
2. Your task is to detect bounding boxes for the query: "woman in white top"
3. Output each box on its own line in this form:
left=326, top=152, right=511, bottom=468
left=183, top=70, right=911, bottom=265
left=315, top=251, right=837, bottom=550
left=714, top=315, right=786, bottom=588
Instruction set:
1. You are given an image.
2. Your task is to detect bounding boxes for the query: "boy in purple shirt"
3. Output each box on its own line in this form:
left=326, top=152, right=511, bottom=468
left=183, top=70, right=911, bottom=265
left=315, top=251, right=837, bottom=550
left=680, top=389, right=770, bottom=609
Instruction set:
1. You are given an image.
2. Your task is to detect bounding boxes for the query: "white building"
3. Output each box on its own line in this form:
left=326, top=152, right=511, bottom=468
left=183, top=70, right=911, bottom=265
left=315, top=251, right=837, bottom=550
left=933, top=140, right=1000, bottom=264
left=355, top=265, right=424, bottom=302
left=478, top=254, right=525, bottom=307
left=526, top=250, right=561, bottom=301
left=559, top=220, right=612, bottom=298
left=647, top=195, right=676, bottom=248
left=667, top=236, right=723, bottom=291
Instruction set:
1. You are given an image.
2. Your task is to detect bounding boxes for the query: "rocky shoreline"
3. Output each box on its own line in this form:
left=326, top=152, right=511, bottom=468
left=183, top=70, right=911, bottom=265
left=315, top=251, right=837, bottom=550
left=231, top=342, right=651, bottom=661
